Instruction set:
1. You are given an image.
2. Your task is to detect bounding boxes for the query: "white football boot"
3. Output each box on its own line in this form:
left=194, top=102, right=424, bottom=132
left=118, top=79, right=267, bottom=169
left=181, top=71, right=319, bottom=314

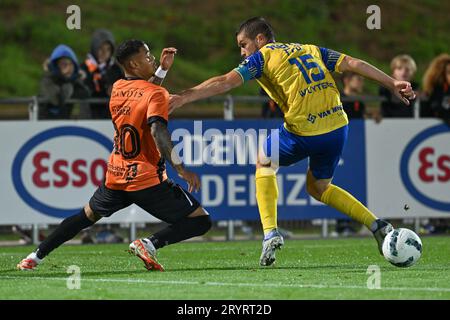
left=259, top=229, right=284, bottom=266
left=129, top=239, right=164, bottom=271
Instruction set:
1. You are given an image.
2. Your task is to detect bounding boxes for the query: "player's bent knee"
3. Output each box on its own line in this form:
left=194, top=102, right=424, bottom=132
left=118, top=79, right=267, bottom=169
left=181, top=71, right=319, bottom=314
left=306, top=183, right=321, bottom=201
left=199, top=214, right=212, bottom=235
left=187, top=213, right=212, bottom=236
left=187, top=206, right=208, bottom=218
left=306, top=180, right=326, bottom=202
left=84, top=204, right=102, bottom=222
left=306, top=171, right=331, bottom=201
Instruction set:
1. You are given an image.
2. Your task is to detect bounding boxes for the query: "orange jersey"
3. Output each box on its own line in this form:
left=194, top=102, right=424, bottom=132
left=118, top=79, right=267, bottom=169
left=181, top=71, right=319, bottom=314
left=105, top=79, right=169, bottom=191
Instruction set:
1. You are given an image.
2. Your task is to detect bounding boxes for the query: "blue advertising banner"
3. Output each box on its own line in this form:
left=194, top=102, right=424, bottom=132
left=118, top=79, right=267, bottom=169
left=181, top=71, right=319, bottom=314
left=166, top=119, right=366, bottom=221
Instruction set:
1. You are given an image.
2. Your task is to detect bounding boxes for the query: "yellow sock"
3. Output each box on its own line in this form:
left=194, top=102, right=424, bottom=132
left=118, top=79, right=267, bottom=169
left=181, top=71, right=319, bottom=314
left=320, top=184, right=377, bottom=228
left=255, top=167, right=278, bottom=235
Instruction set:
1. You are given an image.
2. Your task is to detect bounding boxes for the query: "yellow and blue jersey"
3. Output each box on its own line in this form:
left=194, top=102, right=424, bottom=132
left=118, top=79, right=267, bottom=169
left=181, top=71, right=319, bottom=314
left=234, top=43, right=348, bottom=136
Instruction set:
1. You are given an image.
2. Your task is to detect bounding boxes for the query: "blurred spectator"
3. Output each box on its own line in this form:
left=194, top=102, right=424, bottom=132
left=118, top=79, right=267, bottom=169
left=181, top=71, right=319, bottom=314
left=95, top=225, right=124, bottom=243
left=12, top=225, right=45, bottom=245
left=422, top=219, right=449, bottom=234
left=81, top=29, right=123, bottom=119
left=341, top=71, right=366, bottom=119
left=80, top=230, right=95, bottom=244
left=260, top=88, right=283, bottom=118
left=421, top=53, right=450, bottom=125
left=379, top=54, right=419, bottom=118
left=334, top=219, right=357, bottom=237
left=39, top=44, right=90, bottom=119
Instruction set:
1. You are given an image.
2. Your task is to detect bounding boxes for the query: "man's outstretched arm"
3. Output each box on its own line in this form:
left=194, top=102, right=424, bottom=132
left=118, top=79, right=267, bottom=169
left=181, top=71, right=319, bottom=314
left=169, top=70, right=243, bottom=113
left=339, top=55, right=416, bottom=105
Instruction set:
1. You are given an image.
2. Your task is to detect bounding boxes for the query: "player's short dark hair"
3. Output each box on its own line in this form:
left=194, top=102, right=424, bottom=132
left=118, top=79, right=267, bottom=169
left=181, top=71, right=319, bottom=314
left=236, top=17, right=275, bottom=42
left=115, top=39, right=145, bottom=65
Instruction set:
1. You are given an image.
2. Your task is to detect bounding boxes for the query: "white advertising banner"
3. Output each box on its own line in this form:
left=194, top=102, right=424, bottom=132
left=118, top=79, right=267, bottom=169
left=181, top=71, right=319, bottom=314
left=366, top=119, right=450, bottom=218
left=1, top=120, right=449, bottom=225
left=0, top=121, right=159, bottom=224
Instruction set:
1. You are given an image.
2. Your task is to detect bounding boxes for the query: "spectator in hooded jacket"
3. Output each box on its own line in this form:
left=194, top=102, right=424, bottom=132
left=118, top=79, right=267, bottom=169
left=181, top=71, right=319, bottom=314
left=81, top=29, right=123, bottom=119
left=39, top=44, right=90, bottom=119
left=421, top=53, right=450, bottom=125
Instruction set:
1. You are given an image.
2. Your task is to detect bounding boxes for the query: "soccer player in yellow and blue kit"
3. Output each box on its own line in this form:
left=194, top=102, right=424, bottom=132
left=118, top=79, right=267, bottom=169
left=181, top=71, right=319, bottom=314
left=169, top=17, right=416, bottom=266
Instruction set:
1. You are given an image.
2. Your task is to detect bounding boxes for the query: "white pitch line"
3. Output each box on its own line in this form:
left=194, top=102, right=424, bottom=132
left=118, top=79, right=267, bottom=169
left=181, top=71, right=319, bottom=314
left=1, top=276, right=449, bottom=293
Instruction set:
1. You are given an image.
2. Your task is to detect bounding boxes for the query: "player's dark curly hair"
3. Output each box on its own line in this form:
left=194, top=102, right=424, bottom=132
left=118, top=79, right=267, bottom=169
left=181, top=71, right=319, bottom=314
left=115, top=39, right=145, bottom=65
left=236, top=17, right=275, bottom=42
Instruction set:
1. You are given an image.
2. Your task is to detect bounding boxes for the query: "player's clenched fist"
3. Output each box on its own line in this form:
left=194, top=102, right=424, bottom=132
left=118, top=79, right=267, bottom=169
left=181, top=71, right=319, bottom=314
left=392, top=80, right=416, bottom=105
left=159, top=47, right=177, bottom=71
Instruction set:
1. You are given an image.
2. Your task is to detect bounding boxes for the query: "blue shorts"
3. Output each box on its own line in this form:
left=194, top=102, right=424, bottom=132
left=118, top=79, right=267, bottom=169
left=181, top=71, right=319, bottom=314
left=264, top=124, right=348, bottom=179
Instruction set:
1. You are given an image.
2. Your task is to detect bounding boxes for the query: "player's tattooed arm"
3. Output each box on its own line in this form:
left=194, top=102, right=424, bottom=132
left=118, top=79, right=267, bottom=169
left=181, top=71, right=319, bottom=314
left=150, top=121, right=200, bottom=192
left=150, top=121, right=183, bottom=173
left=339, top=55, right=416, bottom=105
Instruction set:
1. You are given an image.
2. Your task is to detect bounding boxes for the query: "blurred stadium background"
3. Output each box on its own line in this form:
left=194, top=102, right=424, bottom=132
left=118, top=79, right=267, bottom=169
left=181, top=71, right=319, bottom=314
left=0, top=0, right=448, bottom=247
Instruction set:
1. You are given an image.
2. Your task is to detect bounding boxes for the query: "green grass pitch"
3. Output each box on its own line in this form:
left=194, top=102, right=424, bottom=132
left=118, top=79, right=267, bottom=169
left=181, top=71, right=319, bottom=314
left=0, top=236, right=449, bottom=300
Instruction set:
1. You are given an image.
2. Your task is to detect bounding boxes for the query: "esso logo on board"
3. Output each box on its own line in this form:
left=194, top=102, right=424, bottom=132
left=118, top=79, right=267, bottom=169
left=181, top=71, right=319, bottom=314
left=400, top=124, right=450, bottom=211
left=12, top=126, right=112, bottom=218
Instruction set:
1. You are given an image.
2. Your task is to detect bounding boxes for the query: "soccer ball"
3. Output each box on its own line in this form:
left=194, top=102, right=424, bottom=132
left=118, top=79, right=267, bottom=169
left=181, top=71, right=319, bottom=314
left=382, top=228, right=422, bottom=267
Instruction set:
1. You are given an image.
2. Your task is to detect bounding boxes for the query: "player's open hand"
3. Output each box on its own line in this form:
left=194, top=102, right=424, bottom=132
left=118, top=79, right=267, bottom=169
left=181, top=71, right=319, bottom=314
left=178, top=169, right=201, bottom=193
left=392, top=80, right=416, bottom=106
left=169, top=94, right=185, bottom=114
left=160, top=47, right=177, bottom=71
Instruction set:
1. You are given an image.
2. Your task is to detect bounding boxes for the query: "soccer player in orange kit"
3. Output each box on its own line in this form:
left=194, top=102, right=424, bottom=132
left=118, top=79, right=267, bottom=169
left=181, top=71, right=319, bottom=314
left=17, top=40, right=211, bottom=272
